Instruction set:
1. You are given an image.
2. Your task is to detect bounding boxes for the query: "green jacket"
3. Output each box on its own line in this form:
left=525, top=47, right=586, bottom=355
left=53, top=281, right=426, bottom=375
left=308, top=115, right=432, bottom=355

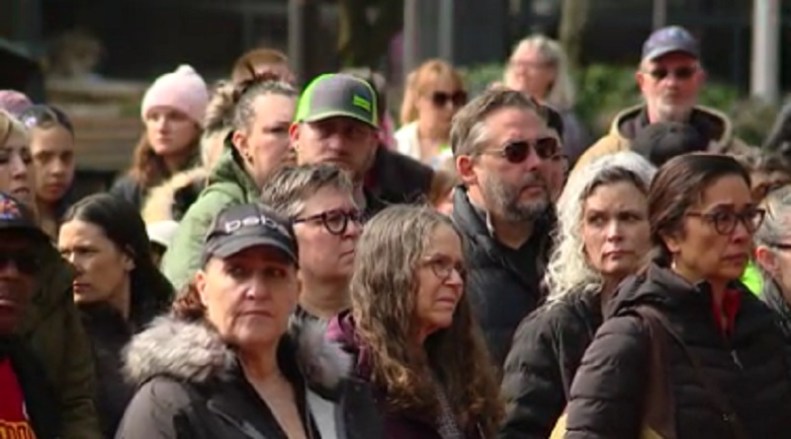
left=162, top=145, right=261, bottom=291
left=19, top=243, right=101, bottom=439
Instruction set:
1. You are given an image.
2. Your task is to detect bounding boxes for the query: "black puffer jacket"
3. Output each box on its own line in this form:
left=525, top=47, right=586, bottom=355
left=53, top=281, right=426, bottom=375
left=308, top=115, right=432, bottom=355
left=498, top=288, right=603, bottom=439
left=564, top=262, right=791, bottom=439
left=451, top=187, right=554, bottom=369
left=115, top=316, right=383, bottom=439
left=761, top=279, right=791, bottom=365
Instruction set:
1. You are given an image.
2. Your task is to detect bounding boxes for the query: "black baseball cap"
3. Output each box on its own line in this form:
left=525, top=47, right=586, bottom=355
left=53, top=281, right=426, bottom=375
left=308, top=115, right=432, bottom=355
left=642, top=26, right=700, bottom=61
left=632, top=122, right=709, bottom=167
left=0, top=192, right=49, bottom=243
left=294, top=73, right=378, bottom=128
left=202, top=203, right=298, bottom=266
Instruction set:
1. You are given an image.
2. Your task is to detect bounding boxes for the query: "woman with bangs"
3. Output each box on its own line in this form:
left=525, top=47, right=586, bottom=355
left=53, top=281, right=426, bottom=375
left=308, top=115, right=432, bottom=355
left=327, top=205, right=502, bottom=439
left=396, top=60, right=467, bottom=168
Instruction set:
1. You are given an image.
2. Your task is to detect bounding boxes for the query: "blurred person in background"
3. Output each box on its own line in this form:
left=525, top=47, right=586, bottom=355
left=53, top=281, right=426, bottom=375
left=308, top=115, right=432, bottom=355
left=111, top=65, right=209, bottom=210
left=397, top=60, right=467, bottom=168
left=0, top=192, right=63, bottom=439
left=754, top=186, right=791, bottom=362
left=163, top=77, right=298, bottom=291
left=19, top=104, right=77, bottom=240
left=763, top=101, right=791, bottom=156
left=344, top=67, right=436, bottom=205
left=117, top=203, right=382, bottom=438
left=630, top=121, right=709, bottom=167
left=141, top=80, right=238, bottom=224
left=498, top=152, right=655, bottom=438
left=230, top=47, right=295, bottom=85
left=450, top=89, right=563, bottom=368
left=504, top=35, right=590, bottom=166
left=0, top=90, right=33, bottom=117
left=291, top=73, right=386, bottom=217
left=430, top=156, right=459, bottom=216
left=562, top=154, right=791, bottom=438
left=573, top=26, right=750, bottom=173
left=261, top=164, right=361, bottom=322
left=146, top=220, right=179, bottom=269
left=0, top=109, right=101, bottom=438
left=59, top=194, right=172, bottom=437
left=327, top=205, right=503, bottom=438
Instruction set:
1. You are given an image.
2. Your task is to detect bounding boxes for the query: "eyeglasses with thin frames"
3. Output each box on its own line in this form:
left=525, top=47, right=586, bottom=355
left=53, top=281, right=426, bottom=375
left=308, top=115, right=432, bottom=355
left=686, top=208, right=766, bottom=236
left=644, top=66, right=698, bottom=81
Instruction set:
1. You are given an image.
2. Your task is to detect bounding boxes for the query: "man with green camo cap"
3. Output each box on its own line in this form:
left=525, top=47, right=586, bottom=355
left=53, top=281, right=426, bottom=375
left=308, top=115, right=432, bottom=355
left=289, top=73, right=386, bottom=217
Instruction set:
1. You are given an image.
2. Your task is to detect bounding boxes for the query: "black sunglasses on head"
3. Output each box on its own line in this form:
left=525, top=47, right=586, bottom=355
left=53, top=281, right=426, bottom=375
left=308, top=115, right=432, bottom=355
left=480, top=137, right=561, bottom=164
left=431, top=91, right=467, bottom=109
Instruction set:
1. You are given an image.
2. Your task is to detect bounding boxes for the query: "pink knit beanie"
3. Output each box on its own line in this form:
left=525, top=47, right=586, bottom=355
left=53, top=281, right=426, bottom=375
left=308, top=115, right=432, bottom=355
left=141, top=65, right=209, bottom=126
left=0, top=90, right=33, bottom=117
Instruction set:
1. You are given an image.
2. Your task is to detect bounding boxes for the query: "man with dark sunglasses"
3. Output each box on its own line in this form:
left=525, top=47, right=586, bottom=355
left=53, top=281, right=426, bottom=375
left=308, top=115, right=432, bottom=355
left=0, top=192, right=70, bottom=438
left=450, top=88, right=562, bottom=369
left=573, top=25, right=750, bottom=174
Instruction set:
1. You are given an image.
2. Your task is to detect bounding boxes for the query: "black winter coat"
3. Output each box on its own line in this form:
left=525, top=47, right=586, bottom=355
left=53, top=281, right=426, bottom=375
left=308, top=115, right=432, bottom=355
left=498, top=289, right=603, bottom=439
left=115, top=316, right=383, bottom=439
left=761, top=279, right=791, bottom=366
left=564, top=263, right=791, bottom=439
left=451, top=187, right=554, bottom=369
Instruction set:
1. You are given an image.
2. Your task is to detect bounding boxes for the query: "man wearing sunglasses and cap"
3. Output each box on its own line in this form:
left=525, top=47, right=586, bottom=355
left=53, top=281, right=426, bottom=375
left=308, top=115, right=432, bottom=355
left=290, top=73, right=387, bottom=218
left=573, top=25, right=750, bottom=174
left=450, top=87, right=564, bottom=369
left=0, top=192, right=71, bottom=439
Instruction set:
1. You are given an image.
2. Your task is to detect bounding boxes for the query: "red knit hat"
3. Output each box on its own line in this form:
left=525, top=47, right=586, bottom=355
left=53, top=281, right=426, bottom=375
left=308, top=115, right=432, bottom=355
left=141, top=65, right=209, bottom=126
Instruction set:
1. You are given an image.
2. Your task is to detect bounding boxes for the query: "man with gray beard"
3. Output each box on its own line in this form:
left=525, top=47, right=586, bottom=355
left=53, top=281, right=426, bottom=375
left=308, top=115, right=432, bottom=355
left=450, top=88, right=565, bottom=369
left=572, top=25, right=750, bottom=174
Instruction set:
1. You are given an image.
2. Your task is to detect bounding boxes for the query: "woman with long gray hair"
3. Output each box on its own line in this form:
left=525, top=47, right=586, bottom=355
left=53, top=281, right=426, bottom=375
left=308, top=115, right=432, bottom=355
left=499, top=152, right=655, bottom=438
left=753, top=186, right=791, bottom=356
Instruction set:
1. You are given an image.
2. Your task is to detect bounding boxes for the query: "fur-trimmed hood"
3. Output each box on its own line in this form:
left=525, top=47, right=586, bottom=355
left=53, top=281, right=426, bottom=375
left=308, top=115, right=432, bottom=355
left=141, top=166, right=209, bottom=223
left=123, top=315, right=352, bottom=394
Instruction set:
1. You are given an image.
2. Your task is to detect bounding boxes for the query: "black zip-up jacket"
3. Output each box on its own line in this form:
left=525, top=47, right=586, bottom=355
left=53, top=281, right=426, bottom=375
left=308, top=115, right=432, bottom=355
left=564, top=262, right=791, bottom=439
left=451, top=187, right=554, bottom=369
left=498, top=288, right=603, bottom=439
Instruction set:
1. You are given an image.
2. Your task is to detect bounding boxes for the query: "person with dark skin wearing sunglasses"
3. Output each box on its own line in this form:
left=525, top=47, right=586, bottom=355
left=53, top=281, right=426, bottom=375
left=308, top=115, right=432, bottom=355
left=0, top=192, right=64, bottom=439
left=261, top=164, right=363, bottom=323
left=450, top=88, right=565, bottom=370
left=573, top=26, right=750, bottom=174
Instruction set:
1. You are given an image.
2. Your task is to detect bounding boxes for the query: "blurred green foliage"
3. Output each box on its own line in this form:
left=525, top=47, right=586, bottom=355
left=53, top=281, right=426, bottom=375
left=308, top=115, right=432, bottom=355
left=461, top=63, right=777, bottom=146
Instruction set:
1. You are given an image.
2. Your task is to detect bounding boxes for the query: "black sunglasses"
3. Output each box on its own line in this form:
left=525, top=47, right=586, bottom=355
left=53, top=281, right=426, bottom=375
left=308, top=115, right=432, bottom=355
left=0, top=250, right=39, bottom=275
left=292, top=208, right=363, bottom=236
left=480, top=137, right=561, bottom=164
left=646, top=66, right=697, bottom=81
left=431, top=91, right=467, bottom=108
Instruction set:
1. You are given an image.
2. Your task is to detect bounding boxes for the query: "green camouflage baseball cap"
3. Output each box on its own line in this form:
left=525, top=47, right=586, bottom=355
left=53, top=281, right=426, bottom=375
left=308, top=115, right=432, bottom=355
left=294, top=73, right=378, bottom=128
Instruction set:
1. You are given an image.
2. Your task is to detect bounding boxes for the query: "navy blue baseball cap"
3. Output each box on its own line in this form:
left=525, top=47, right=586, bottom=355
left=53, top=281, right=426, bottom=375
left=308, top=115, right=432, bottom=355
left=642, top=26, right=700, bottom=61
left=0, top=192, right=49, bottom=243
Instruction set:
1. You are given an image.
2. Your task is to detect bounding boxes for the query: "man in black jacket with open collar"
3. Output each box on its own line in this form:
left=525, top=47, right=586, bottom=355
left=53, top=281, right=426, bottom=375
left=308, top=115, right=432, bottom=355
left=450, top=89, right=565, bottom=370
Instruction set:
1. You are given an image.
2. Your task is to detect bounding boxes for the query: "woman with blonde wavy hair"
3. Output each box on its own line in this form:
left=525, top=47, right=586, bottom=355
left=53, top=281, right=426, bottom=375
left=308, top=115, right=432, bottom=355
left=327, top=205, right=502, bottom=439
left=504, top=35, right=590, bottom=166
left=396, top=59, right=467, bottom=168
left=499, top=152, right=655, bottom=439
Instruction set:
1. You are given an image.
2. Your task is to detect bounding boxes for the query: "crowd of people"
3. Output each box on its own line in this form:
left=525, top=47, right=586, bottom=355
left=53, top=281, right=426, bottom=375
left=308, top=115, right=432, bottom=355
left=3, top=24, right=791, bottom=439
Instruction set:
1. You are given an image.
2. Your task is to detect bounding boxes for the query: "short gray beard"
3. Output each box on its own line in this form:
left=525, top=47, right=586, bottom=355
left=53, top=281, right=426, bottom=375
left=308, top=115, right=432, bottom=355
left=482, top=174, right=549, bottom=223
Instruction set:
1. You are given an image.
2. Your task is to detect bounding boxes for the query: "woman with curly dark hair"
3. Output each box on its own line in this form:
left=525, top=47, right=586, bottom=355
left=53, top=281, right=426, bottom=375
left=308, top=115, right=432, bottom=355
left=328, top=205, right=503, bottom=438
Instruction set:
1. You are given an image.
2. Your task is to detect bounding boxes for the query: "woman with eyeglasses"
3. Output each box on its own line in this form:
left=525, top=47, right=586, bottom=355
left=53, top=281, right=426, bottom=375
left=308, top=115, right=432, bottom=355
left=261, top=163, right=363, bottom=323
left=18, top=104, right=76, bottom=240
left=499, top=152, right=655, bottom=439
left=58, top=193, right=173, bottom=437
left=503, top=35, right=590, bottom=166
left=327, top=205, right=503, bottom=439
left=396, top=60, right=467, bottom=168
left=560, top=154, right=791, bottom=439
left=110, top=65, right=208, bottom=210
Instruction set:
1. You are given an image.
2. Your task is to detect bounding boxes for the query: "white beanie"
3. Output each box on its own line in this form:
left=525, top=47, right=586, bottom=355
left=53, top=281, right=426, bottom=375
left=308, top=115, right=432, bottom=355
left=141, top=65, right=209, bottom=126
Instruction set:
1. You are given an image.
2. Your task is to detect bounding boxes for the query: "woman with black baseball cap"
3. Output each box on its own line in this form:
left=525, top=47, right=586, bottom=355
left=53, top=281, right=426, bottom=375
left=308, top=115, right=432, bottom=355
left=116, top=202, right=381, bottom=439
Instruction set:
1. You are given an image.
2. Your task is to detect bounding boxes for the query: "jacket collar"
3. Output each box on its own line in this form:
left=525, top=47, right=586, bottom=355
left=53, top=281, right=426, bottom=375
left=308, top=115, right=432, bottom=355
left=762, top=279, right=791, bottom=335
left=124, top=315, right=352, bottom=397
left=208, top=138, right=261, bottom=200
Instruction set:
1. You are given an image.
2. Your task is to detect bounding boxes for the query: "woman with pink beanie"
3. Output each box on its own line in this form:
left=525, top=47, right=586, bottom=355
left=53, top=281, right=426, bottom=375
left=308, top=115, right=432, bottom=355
left=110, top=65, right=208, bottom=209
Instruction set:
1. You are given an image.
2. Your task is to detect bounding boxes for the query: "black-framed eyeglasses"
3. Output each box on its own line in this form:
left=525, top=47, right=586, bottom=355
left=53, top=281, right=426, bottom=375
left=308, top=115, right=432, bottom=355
left=292, top=208, right=363, bottom=236
left=422, top=255, right=466, bottom=281
left=479, top=137, right=561, bottom=164
left=767, top=241, right=791, bottom=251
left=686, top=208, right=766, bottom=236
left=645, top=66, right=697, bottom=81
left=18, top=104, right=74, bottom=134
left=431, top=91, right=467, bottom=109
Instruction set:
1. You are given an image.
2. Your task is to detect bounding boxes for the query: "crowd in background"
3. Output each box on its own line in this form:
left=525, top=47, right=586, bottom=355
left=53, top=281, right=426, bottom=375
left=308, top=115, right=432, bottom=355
left=3, top=24, right=791, bottom=439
